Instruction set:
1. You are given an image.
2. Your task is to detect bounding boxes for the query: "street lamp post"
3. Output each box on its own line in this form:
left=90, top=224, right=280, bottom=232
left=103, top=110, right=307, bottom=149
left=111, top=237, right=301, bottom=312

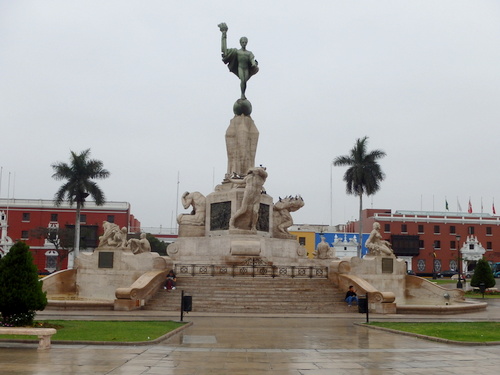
left=456, top=234, right=463, bottom=289
left=432, top=243, right=437, bottom=280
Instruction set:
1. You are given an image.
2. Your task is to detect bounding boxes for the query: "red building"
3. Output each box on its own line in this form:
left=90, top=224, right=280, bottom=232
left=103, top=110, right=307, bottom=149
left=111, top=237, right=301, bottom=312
left=0, top=198, right=140, bottom=273
left=347, top=209, right=500, bottom=275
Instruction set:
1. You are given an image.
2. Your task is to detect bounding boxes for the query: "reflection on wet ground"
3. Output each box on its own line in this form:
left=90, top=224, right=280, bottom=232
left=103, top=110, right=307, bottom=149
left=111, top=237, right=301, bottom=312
left=1, top=303, right=500, bottom=374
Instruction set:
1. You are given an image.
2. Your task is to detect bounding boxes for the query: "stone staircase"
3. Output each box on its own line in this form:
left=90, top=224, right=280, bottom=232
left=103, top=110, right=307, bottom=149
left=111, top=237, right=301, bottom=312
left=144, top=277, right=357, bottom=314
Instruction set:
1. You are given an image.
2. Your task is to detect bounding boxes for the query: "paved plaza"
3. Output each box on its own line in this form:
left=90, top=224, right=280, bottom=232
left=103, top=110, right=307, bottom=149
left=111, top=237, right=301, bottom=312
left=1, top=301, right=499, bottom=375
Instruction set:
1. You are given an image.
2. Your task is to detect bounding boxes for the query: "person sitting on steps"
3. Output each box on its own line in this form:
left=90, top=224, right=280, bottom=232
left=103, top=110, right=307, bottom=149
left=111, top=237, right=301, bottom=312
left=164, top=270, right=177, bottom=291
left=345, top=285, right=358, bottom=307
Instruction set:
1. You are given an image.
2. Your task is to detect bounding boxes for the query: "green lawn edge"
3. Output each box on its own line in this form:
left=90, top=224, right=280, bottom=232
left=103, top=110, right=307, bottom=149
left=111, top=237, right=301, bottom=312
left=361, top=321, right=500, bottom=345
left=0, top=320, right=192, bottom=345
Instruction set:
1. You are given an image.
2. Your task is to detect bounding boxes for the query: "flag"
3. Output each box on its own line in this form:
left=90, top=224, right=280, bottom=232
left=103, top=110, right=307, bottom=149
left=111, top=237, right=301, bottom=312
left=468, top=199, right=473, bottom=214
left=494, top=200, right=496, bottom=215
left=481, top=197, right=484, bottom=213
left=445, top=199, right=449, bottom=211
left=457, top=198, right=462, bottom=212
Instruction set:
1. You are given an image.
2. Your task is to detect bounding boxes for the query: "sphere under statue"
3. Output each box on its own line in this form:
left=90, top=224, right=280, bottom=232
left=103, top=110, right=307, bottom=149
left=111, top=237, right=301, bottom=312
left=233, top=99, right=252, bottom=116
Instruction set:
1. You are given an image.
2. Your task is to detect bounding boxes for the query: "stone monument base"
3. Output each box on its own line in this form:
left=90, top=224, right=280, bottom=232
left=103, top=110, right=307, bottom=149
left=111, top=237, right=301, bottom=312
left=167, top=234, right=307, bottom=265
left=178, top=224, right=205, bottom=237
left=74, top=247, right=171, bottom=301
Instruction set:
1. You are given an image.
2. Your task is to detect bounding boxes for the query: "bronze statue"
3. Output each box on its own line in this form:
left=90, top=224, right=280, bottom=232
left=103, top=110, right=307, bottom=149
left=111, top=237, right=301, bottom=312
left=218, top=22, right=259, bottom=100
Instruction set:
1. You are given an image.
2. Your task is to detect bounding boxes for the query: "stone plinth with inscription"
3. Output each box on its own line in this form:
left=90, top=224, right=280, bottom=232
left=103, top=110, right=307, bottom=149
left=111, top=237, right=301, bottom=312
left=74, top=247, right=171, bottom=301
left=206, top=188, right=273, bottom=236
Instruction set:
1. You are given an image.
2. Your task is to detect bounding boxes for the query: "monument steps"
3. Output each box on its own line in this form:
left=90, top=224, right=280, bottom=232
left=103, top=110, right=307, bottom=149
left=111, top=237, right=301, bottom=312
left=144, top=277, right=357, bottom=313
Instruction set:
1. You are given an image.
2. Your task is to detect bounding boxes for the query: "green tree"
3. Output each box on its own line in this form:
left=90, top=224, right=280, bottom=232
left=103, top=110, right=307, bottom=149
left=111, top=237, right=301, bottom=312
left=0, top=242, right=47, bottom=326
left=470, top=259, right=496, bottom=289
left=52, top=149, right=110, bottom=267
left=333, top=136, right=386, bottom=257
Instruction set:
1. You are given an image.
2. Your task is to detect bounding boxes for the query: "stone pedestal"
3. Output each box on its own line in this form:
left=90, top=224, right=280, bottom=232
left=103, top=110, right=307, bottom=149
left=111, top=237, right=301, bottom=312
left=225, top=115, right=259, bottom=178
left=206, top=188, right=273, bottom=237
left=74, top=247, right=169, bottom=301
left=167, top=235, right=307, bottom=265
left=178, top=224, right=205, bottom=237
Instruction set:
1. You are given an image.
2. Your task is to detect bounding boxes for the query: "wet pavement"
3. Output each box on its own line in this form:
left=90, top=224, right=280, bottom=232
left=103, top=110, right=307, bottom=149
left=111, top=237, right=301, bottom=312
left=1, top=300, right=499, bottom=375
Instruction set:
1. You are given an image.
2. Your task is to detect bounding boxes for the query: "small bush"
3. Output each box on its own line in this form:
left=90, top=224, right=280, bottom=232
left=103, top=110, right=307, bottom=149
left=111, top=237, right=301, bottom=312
left=0, top=242, right=47, bottom=326
left=470, top=259, right=496, bottom=289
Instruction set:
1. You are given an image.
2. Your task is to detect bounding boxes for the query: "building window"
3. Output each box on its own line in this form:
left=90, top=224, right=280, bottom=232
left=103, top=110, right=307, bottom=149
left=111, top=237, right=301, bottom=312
left=450, top=240, right=456, bottom=250
left=384, top=224, right=390, bottom=233
left=45, top=250, right=58, bottom=273
left=433, top=259, right=442, bottom=272
left=449, top=260, right=457, bottom=271
left=449, top=226, right=456, bottom=234
left=487, top=241, right=493, bottom=250
left=434, top=225, right=440, bottom=234
left=417, top=259, right=426, bottom=272
left=418, top=225, right=424, bottom=234
left=107, top=215, right=115, bottom=223
left=299, top=237, right=306, bottom=246
left=419, top=240, right=424, bottom=249
left=22, top=213, right=30, bottom=222
left=401, top=224, right=407, bottom=233
left=21, top=230, right=29, bottom=239
left=434, top=240, right=441, bottom=249
left=486, top=227, right=492, bottom=236
left=50, top=214, right=58, bottom=222
left=80, top=214, right=87, bottom=223
left=468, top=226, right=474, bottom=235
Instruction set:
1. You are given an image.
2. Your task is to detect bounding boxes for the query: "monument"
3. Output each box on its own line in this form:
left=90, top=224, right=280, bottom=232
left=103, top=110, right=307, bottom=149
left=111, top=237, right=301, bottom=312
left=42, top=25, right=480, bottom=315
left=168, top=23, right=306, bottom=264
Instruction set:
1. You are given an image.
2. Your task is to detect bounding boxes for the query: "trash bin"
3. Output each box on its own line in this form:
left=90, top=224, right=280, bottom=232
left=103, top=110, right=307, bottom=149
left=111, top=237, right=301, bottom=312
left=358, top=295, right=368, bottom=314
left=182, top=295, right=192, bottom=312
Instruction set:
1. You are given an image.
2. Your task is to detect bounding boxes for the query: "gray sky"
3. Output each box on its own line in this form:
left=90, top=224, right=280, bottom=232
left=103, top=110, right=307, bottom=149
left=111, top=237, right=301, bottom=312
left=1, top=1, right=500, bottom=229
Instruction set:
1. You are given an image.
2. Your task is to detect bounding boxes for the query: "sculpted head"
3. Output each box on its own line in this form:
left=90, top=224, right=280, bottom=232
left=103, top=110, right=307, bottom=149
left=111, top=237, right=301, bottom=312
left=240, top=37, right=248, bottom=49
left=373, top=222, right=381, bottom=230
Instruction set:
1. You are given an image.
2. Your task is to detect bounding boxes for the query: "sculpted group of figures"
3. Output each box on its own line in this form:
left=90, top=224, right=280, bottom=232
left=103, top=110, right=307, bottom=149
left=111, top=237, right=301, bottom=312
left=177, top=167, right=303, bottom=237
left=98, top=221, right=151, bottom=254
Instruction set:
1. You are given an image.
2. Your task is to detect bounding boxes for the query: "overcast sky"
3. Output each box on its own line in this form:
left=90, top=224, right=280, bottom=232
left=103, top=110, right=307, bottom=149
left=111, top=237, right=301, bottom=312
left=1, top=1, right=500, bottom=229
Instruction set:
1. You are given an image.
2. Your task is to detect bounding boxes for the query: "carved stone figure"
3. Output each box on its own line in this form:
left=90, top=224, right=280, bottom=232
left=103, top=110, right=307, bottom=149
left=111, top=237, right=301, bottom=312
left=98, top=221, right=125, bottom=248
left=272, top=196, right=304, bottom=238
left=229, top=167, right=268, bottom=231
left=127, top=232, right=151, bottom=254
left=365, top=222, right=395, bottom=257
left=177, top=191, right=206, bottom=226
left=314, top=236, right=333, bottom=259
left=218, top=22, right=259, bottom=101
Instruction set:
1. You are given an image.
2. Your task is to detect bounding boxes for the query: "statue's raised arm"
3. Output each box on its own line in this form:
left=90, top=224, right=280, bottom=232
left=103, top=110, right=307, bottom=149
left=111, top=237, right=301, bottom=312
left=218, top=22, right=259, bottom=101
left=218, top=22, right=228, bottom=55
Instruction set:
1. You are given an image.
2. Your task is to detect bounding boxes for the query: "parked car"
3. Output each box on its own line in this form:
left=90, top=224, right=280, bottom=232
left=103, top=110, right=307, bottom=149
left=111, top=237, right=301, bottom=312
left=440, top=270, right=459, bottom=278
left=407, top=270, right=416, bottom=276
left=494, top=271, right=500, bottom=278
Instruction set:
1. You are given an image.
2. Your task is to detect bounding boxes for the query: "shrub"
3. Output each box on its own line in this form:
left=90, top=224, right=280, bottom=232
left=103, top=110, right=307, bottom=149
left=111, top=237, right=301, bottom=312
left=470, top=258, right=496, bottom=289
left=0, top=242, right=47, bottom=326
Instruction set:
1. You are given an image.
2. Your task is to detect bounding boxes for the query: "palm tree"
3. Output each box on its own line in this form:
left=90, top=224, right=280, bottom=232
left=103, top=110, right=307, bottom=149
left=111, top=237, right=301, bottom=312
left=52, top=149, right=110, bottom=267
left=333, top=137, right=386, bottom=257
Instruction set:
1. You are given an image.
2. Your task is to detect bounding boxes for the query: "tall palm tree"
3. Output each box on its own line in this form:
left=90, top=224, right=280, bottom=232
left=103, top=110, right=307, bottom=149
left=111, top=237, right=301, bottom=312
left=52, top=149, right=110, bottom=267
left=333, top=137, right=386, bottom=257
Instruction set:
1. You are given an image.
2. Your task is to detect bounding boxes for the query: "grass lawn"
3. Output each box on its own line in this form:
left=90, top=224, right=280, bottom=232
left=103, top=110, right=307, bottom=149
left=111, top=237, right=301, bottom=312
left=0, top=320, right=186, bottom=342
left=465, top=291, right=500, bottom=299
left=430, top=279, right=457, bottom=285
left=368, top=322, right=500, bottom=342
